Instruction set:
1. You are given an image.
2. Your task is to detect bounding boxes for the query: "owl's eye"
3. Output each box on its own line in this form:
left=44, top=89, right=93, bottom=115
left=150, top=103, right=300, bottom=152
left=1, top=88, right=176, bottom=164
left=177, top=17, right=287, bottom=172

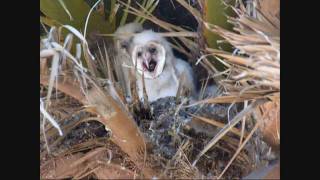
left=134, top=29, right=142, bottom=33
left=149, top=47, right=156, bottom=54
left=120, top=42, right=128, bottom=49
left=137, top=52, right=142, bottom=57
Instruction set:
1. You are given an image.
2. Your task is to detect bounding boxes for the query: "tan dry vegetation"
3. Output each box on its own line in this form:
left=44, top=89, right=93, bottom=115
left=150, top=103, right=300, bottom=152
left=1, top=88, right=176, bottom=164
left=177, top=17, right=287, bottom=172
left=40, top=0, right=279, bottom=179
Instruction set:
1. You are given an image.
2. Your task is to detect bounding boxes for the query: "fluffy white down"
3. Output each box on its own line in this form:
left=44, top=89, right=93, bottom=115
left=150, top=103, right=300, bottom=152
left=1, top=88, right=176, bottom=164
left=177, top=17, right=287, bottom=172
left=136, top=58, right=195, bottom=102
left=175, top=58, right=195, bottom=92
left=114, top=22, right=143, bottom=37
left=132, top=30, right=195, bottom=102
left=132, top=30, right=170, bottom=49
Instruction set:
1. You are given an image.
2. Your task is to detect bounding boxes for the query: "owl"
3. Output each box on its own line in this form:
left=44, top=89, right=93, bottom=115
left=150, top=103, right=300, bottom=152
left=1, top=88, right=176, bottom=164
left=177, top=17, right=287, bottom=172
left=114, top=22, right=144, bottom=101
left=130, top=30, right=195, bottom=102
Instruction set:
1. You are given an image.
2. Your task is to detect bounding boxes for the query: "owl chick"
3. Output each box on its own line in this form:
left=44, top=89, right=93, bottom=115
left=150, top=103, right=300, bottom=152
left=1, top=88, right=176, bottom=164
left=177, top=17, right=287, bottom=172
left=130, top=30, right=195, bottom=102
left=114, top=22, right=144, bottom=101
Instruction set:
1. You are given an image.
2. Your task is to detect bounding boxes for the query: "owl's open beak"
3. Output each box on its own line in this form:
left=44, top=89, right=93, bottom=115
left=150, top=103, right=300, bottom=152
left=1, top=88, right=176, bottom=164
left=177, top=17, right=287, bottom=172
left=142, top=52, right=156, bottom=72
left=142, top=57, right=157, bottom=73
left=148, top=59, right=157, bottom=72
left=142, top=53, right=151, bottom=68
left=143, top=59, right=150, bottom=69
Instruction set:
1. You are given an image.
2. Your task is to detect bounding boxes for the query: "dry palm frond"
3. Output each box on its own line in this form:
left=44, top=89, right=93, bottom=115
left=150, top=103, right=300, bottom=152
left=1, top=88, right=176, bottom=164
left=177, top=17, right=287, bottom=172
left=98, top=31, right=198, bottom=38
left=203, top=0, right=280, bottom=99
left=192, top=99, right=267, bottom=166
left=40, top=98, right=63, bottom=136
left=190, top=0, right=280, bottom=177
left=58, top=0, right=73, bottom=20
left=41, top=147, right=138, bottom=179
left=188, top=113, right=247, bottom=137
left=40, top=25, right=155, bottom=178
left=133, top=0, right=159, bottom=24
left=221, top=1, right=280, bottom=151
left=217, top=115, right=262, bottom=179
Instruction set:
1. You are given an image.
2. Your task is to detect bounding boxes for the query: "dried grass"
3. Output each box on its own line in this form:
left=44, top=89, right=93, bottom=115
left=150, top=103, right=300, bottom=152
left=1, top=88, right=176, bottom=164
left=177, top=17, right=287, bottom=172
left=204, top=0, right=280, bottom=100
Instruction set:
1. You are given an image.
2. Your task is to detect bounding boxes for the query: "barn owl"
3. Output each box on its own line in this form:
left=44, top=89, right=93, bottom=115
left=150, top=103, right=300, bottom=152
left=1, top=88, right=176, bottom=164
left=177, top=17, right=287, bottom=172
left=114, top=22, right=144, bottom=101
left=130, top=30, right=195, bottom=102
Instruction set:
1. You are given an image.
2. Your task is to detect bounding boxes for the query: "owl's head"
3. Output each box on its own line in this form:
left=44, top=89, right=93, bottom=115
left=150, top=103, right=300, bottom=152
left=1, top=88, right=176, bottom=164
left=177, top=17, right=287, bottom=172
left=114, top=22, right=143, bottom=55
left=131, top=30, right=173, bottom=79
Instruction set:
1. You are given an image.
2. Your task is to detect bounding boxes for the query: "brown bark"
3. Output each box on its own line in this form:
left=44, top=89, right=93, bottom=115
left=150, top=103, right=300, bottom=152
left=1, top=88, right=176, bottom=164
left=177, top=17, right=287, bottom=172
left=243, top=161, right=280, bottom=179
left=257, top=100, right=280, bottom=150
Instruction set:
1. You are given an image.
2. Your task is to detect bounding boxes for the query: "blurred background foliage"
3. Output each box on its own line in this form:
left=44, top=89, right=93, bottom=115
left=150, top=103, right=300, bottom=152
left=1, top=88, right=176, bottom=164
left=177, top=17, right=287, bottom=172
left=40, top=0, right=235, bottom=54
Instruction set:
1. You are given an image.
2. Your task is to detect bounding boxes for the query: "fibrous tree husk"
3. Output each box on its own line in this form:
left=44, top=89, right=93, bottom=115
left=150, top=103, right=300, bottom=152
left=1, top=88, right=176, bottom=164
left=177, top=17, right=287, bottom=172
left=203, top=0, right=280, bottom=148
left=40, top=25, right=155, bottom=178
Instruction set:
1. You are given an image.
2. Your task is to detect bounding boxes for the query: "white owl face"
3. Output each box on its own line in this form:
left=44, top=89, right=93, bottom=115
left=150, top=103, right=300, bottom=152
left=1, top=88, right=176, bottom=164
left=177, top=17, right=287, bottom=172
left=131, top=41, right=166, bottom=79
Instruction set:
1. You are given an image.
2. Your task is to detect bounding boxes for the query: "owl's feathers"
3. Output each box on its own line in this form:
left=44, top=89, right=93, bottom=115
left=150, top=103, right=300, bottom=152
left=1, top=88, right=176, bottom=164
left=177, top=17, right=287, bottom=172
left=131, top=30, right=195, bottom=102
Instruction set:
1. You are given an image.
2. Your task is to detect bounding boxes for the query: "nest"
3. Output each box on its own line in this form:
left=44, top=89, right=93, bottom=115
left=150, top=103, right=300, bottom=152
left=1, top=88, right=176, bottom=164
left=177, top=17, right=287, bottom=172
left=40, top=87, right=276, bottom=179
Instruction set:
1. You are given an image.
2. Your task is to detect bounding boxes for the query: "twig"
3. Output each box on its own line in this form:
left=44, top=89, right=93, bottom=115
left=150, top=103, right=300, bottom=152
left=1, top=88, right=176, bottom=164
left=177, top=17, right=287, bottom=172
left=84, top=0, right=102, bottom=39
left=217, top=118, right=262, bottom=179
left=141, top=71, right=150, bottom=109
left=239, top=100, right=248, bottom=146
left=192, top=99, right=267, bottom=166
left=188, top=113, right=247, bottom=137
